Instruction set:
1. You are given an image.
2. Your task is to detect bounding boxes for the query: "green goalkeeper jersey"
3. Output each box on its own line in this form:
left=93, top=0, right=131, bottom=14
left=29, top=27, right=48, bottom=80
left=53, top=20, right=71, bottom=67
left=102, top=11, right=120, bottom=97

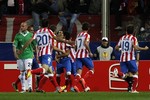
left=13, top=31, right=35, bottom=59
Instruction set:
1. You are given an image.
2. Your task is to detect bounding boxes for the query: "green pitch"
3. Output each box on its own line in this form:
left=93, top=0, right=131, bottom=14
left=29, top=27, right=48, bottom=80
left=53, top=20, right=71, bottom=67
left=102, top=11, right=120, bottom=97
left=0, top=92, right=150, bottom=100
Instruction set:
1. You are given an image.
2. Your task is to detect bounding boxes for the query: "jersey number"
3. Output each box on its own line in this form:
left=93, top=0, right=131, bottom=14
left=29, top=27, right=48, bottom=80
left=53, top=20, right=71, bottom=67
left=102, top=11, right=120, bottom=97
left=78, top=39, right=82, bottom=48
left=37, top=35, right=48, bottom=46
left=122, top=41, right=129, bottom=51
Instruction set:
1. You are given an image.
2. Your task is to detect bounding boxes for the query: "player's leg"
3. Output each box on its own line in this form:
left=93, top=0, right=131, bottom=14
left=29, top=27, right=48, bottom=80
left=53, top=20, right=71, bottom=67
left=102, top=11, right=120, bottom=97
left=80, top=58, right=94, bottom=92
left=17, top=60, right=26, bottom=93
left=32, top=57, right=40, bottom=90
left=128, top=60, right=139, bottom=93
left=25, top=59, right=33, bottom=92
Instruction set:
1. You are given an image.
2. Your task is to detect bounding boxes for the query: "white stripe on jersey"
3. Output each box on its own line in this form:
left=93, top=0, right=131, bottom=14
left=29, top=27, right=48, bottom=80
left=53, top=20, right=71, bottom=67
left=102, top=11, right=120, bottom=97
left=55, top=41, right=66, bottom=56
left=117, top=34, right=138, bottom=62
left=33, top=28, right=56, bottom=57
left=75, top=32, right=90, bottom=58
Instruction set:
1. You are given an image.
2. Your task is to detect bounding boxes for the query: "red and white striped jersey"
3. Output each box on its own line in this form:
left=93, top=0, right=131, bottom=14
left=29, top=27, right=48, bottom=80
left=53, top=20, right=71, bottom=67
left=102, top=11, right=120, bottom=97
left=75, top=31, right=90, bottom=58
left=117, top=34, right=138, bottom=62
left=33, top=28, right=56, bottom=57
left=68, top=44, right=76, bottom=62
left=55, top=41, right=66, bottom=56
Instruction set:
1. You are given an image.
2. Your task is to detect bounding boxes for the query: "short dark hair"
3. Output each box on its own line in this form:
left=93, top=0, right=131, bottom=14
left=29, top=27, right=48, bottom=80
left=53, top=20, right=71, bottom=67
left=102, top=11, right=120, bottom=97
left=126, top=24, right=134, bottom=34
left=41, top=19, right=49, bottom=27
left=63, top=31, right=71, bottom=40
left=49, top=25, right=57, bottom=32
left=82, top=22, right=90, bottom=30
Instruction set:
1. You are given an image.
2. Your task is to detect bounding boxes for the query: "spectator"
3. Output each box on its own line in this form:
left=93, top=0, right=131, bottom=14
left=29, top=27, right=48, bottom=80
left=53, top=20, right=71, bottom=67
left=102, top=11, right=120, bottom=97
left=31, top=0, right=56, bottom=31
left=110, top=0, right=127, bottom=30
left=88, top=0, right=101, bottom=15
left=58, top=0, right=81, bottom=34
left=0, top=0, right=7, bottom=23
left=7, top=0, right=17, bottom=15
left=93, top=37, right=115, bottom=60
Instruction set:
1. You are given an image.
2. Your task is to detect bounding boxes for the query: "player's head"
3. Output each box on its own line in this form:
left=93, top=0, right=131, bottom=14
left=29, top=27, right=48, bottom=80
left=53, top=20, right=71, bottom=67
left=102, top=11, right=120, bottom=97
left=64, top=31, right=71, bottom=40
left=126, top=24, right=134, bottom=34
left=57, top=31, right=64, bottom=39
left=41, top=19, right=49, bottom=28
left=49, top=25, right=57, bottom=32
left=28, top=25, right=34, bottom=33
left=20, top=22, right=28, bottom=32
left=82, top=22, right=90, bottom=31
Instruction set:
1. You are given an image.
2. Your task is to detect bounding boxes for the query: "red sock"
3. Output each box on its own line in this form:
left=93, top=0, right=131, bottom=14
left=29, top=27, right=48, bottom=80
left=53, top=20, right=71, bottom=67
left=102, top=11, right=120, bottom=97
left=56, top=77, right=61, bottom=86
left=73, top=75, right=81, bottom=86
left=83, top=70, right=93, bottom=80
left=38, top=75, right=48, bottom=90
left=32, top=68, right=44, bottom=74
left=49, top=76, right=59, bottom=87
left=80, top=78, right=88, bottom=89
left=15, top=78, right=20, bottom=85
left=132, top=77, right=138, bottom=91
left=67, top=75, right=74, bottom=87
left=65, top=78, right=70, bottom=89
left=118, top=72, right=124, bottom=78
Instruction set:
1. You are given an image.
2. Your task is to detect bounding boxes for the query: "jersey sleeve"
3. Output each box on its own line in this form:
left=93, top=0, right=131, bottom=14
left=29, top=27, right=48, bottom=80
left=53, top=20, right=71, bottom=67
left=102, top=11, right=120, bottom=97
left=13, top=34, right=18, bottom=47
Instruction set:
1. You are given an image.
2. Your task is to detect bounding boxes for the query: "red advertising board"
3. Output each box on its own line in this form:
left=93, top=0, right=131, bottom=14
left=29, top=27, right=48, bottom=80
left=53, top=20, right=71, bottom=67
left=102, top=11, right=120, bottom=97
left=0, top=60, right=150, bottom=92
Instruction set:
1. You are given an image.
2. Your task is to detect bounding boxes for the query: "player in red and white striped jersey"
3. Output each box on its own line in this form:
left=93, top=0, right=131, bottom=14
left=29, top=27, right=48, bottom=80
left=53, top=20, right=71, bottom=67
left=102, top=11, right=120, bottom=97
left=115, top=24, right=149, bottom=93
left=54, top=31, right=76, bottom=92
left=21, top=19, right=65, bottom=93
left=72, top=22, right=94, bottom=92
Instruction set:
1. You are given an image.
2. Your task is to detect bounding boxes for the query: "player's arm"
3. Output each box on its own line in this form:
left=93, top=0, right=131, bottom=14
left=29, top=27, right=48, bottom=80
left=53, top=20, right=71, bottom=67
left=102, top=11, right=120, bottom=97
left=53, top=36, right=75, bottom=45
left=57, top=49, right=70, bottom=58
left=133, top=44, right=149, bottom=51
left=52, top=45, right=65, bottom=54
left=20, top=38, right=34, bottom=54
left=84, top=39, right=93, bottom=57
left=13, top=46, right=19, bottom=60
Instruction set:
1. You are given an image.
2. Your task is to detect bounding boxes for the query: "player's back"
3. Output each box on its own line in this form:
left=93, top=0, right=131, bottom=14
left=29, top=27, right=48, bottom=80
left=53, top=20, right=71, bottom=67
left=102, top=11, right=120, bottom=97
left=76, top=31, right=90, bottom=58
left=119, top=34, right=137, bottom=62
left=34, top=28, right=55, bottom=56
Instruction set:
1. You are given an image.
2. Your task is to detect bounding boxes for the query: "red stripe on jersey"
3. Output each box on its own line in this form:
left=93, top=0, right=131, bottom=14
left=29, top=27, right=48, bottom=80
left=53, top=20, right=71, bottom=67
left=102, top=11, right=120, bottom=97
left=47, top=29, right=55, bottom=38
left=80, top=49, right=83, bottom=58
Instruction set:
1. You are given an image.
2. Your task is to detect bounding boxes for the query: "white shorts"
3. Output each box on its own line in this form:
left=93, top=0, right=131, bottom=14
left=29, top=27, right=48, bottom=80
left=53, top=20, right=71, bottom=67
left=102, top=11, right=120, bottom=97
left=17, top=59, right=33, bottom=71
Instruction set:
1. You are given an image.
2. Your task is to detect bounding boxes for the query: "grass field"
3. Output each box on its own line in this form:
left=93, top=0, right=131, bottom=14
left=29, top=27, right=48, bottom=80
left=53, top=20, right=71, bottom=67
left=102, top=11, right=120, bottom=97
left=0, top=92, right=150, bottom=100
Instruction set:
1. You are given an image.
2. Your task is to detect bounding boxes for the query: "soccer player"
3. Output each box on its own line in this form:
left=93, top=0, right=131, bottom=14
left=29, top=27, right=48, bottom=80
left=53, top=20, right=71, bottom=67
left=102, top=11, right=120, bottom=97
left=115, top=24, right=149, bottom=93
left=72, top=22, right=94, bottom=92
left=55, top=31, right=75, bottom=92
left=20, top=19, right=65, bottom=93
left=12, top=22, right=34, bottom=93
left=12, top=25, right=40, bottom=92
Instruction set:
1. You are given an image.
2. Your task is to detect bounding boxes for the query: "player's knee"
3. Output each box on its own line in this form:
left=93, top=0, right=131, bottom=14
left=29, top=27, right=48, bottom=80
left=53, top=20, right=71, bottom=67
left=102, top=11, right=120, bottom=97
left=48, top=74, right=54, bottom=77
left=66, top=72, right=71, bottom=75
left=56, top=74, right=61, bottom=77
left=44, top=74, right=49, bottom=78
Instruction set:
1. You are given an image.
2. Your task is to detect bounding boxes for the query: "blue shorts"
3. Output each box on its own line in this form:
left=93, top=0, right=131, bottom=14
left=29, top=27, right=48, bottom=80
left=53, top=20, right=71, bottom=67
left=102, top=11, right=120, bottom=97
left=120, top=60, right=138, bottom=74
left=32, top=58, right=39, bottom=70
left=76, top=57, right=94, bottom=70
left=56, top=57, right=71, bottom=74
left=39, top=55, right=52, bottom=67
left=71, top=61, right=77, bottom=76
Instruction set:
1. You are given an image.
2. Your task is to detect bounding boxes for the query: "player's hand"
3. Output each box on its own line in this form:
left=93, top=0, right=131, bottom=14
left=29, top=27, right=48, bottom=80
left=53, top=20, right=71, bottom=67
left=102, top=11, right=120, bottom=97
left=89, top=52, right=93, bottom=58
left=14, top=53, right=19, bottom=60
left=16, top=49, right=23, bottom=55
left=145, top=46, right=149, bottom=50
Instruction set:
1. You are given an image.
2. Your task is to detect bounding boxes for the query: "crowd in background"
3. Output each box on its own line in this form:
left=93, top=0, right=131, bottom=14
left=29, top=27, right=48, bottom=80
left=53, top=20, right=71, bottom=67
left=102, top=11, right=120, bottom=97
left=0, top=0, right=150, bottom=41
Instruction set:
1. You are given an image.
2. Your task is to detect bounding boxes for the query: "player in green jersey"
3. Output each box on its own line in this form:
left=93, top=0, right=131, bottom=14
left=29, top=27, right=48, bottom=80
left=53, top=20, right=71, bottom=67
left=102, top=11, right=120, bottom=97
left=13, top=22, right=34, bottom=93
